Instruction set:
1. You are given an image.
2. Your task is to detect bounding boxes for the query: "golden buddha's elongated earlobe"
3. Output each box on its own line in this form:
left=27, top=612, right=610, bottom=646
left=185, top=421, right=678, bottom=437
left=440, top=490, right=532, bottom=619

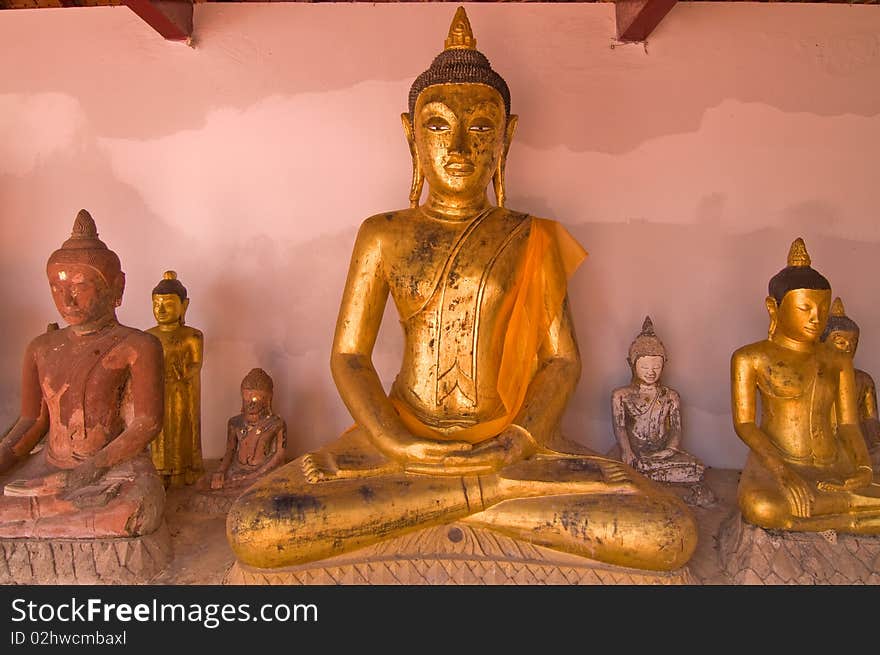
left=401, top=113, right=424, bottom=208
left=493, top=157, right=505, bottom=208
left=494, top=114, right=518, bottom=208
left=765, top=296, right=778, bottom=339
left=181, top=297, right=190, bottom=326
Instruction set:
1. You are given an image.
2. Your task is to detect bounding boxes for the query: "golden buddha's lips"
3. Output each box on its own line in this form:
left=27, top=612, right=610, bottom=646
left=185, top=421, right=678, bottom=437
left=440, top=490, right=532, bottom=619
left=444, top=162, right=475, bottom=175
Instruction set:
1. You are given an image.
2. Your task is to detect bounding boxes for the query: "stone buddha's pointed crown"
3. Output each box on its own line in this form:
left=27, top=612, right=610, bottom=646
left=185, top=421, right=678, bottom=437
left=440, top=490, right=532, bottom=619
left=242, top=367, right=273, bottom=393
left=47, top=209, right=122, bottom=283
left=628, top=315, right=667, bottom=363
left=408, top=6, right=511, bottom=118
left=830, top=296, right=846, bottom=317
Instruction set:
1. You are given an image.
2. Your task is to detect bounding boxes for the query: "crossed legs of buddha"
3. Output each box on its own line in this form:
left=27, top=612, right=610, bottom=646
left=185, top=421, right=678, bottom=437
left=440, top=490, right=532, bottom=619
left=739, top=455, right=880, bottom=534
left=0, top=450, right=164, bottom=538
left=228, top=433, right=696, bottom=572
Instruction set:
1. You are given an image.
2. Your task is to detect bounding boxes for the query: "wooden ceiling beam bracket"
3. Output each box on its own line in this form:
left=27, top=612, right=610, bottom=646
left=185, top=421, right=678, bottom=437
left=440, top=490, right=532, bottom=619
left=615, top=0, right=677, bottom=43
left=124, top=0, right=192, bottom=42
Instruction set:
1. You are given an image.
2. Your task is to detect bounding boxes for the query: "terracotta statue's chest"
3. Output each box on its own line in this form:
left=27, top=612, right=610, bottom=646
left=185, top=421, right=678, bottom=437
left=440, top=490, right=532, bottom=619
left=36, top=331, right=131, bottom=427
left=235, top=418, right=279, bottom=466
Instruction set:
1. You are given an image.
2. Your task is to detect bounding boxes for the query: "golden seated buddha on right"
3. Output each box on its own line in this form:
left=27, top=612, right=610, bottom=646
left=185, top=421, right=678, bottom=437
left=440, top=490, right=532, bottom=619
left=731, top=238, right=880, bottom=533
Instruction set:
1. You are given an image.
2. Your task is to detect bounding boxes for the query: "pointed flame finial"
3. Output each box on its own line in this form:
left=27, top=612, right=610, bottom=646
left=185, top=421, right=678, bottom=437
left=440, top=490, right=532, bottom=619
left=787, top=237, right=811, bottom=268
left=445, top=7, right=476, bottom=51
left=71, top=209, right=98, bottom=240
left=830, top=297, right=846, bottom=318
left=640, top=316, right=655, bottom=337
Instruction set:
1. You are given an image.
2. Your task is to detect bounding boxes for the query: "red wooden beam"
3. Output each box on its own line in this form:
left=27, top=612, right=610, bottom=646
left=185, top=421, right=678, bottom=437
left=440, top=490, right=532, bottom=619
left=615, top=0, right=677, bottom=42
left=124, top=0, right=192, bottom=42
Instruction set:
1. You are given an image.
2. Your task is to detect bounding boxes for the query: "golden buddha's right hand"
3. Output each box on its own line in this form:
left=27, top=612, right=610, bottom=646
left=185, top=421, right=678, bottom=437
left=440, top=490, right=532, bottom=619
left=210, top=472, right=226, bottom=490
left=775, top=465, right=815, bottom=518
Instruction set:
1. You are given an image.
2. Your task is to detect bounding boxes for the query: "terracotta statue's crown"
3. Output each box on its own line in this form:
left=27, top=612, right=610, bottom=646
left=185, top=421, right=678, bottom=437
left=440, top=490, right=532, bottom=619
left=408, top=7, right=511, bottom=118
left=242, top=368, right=273, bottom=394
left=152, top=269, right=188, bottom=300
left=787, top=237, right=811, bottom=267
left=47, top=209, right=122, bottom=284
left=628, top=315, right=667, bottom=363
left=830, top=296, right=846, bottom=317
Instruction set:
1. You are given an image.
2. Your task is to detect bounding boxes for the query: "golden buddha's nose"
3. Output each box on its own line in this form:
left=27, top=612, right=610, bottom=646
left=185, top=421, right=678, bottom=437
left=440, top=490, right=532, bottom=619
left=450, top=123, right=467, bottom=154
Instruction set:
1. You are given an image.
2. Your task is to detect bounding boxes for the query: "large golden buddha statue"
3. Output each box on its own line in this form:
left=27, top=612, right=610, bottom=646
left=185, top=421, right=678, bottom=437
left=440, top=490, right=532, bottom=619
left=731, top=238, right=880, bottom=533
left=227, top=8, right=696, bottom=574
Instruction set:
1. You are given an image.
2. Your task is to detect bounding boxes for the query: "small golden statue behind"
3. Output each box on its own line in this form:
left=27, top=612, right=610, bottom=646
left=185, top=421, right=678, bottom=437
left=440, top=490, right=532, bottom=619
left=821, top=297, right=880, bottom=467
left=611, top=317, right=715, bottom=506
left=148, top=270, right=204, bottom=487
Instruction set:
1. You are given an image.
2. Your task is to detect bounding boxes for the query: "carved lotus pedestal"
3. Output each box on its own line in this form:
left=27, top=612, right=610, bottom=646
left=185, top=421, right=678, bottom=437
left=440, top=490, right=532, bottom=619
left=224, top=522, right=694, bottom=585
left=718, top=511, right=880, bottom=584
left=0, top=522, right=172, bottom=584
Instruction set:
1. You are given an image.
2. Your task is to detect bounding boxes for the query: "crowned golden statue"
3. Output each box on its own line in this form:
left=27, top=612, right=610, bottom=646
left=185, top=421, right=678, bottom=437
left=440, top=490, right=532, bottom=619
left=226, top=8, right=697, bottom=582
left=731, top=238, right=880, bottom=533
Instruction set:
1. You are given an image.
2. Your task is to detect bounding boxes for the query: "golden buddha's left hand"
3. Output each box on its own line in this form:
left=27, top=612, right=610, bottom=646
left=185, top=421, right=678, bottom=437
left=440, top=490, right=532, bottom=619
left=817, top=466, right=873, bottom=493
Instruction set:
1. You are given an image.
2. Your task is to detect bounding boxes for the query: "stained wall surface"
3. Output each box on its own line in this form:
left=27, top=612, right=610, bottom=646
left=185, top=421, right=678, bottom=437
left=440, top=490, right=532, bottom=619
left=0, top=3, right=878, bottom=468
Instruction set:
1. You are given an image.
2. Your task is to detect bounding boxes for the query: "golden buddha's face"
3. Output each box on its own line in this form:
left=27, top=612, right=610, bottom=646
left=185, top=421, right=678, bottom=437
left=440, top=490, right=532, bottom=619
left=242, top=388, right=272, bottom=422
left=411, top=83, right=509, bottom=200
left=773, top=288, right=832, bottom=343
left=47, top=263, right=119, bottom=327
left=827, top=329, right=859, bottom=357
left=633, top=355, right=664, bottom=385
left=153, top=293, right=186, bottom=326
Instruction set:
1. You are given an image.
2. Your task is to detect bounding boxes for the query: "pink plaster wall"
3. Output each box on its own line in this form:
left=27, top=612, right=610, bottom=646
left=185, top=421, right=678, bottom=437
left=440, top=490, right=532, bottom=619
left=0, top=3, right=878, bottom=469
